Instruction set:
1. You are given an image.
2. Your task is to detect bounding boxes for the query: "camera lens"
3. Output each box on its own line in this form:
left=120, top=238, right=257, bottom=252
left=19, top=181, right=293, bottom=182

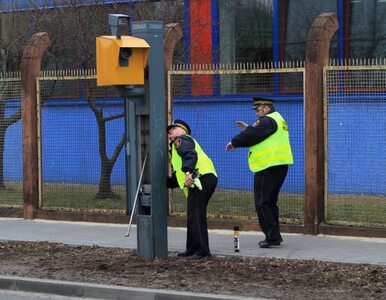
left=120, top=48, right=132, bottom=59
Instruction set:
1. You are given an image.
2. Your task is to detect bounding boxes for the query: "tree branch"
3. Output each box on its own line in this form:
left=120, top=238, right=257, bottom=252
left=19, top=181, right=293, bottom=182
left=102, top=113, right=124, bottom=123
left=86, top=96, right=102, bottom=118
left=111, top=134, right=125, bottom=166
left=4, top=108, right=21, bottom=127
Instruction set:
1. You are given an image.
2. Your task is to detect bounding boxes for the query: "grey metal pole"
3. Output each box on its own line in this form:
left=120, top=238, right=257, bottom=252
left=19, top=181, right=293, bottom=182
left=128, top=99, right=138, bottom=213
left=121, top=86, right=145, bottom=215
left=132, top=21, right=167, bottom=259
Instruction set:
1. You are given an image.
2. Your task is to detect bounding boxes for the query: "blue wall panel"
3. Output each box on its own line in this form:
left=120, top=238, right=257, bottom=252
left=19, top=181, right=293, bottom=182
left=327, top=102, right=386, bottom=195
left=171, top=99, right=305, bottom=193
left=40, top=100, right=125, bottom=185
left=4, top=98, right=385, bottom=196
left=4, top=121, right=22, bottom=181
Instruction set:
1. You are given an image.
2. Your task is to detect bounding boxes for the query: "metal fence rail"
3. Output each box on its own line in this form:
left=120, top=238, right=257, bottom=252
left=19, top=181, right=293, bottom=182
left=324, top=59, right=386, bottom=228
left=168, top=62, right=305, bottom=223
left=0, top=72, right=23, bottom=208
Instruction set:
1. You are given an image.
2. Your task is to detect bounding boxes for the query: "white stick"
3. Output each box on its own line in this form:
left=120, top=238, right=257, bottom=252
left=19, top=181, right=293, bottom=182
left=124, top=153, right=148, bottom=237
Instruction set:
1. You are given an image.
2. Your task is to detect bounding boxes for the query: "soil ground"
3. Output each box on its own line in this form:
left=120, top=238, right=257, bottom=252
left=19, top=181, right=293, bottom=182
left=0, top=241, right=385, bottom=299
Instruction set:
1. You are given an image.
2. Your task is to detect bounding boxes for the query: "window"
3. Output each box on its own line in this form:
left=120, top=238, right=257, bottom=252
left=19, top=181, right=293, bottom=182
left=280, top=0, right=337, bottom=61
left=219, top=0, right=273, bottom=63
left=345, top=0, right=386, bottom=58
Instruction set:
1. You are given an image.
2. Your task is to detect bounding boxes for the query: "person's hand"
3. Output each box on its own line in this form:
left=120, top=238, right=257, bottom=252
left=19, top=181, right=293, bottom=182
left=184, top=172, right=194, bottom=187
left=252, top=120, right=261, bottom=127
left=226, top=142, right=235, bottom=151
left=235, top=120, right=248, bottom=130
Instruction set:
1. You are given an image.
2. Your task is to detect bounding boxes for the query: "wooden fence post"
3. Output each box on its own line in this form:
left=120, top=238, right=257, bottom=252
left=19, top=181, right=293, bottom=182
left=164, top=23, right=183, bottom=74
left=304, top=13, right=338, bottom=234
left=21, top=32, right=50, bottom=219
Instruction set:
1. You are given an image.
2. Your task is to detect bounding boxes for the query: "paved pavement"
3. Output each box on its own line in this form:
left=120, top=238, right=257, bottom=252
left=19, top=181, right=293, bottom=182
left=0, top=218, right=385, bottom=299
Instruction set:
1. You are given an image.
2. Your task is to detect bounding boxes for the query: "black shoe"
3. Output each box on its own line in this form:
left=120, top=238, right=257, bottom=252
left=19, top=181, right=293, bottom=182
left=259, top=238, right=283, bottom=246
left=177, top=251, right=194, bottom=257
left=186, top=253, right=211, bottom=260
left=259, top=238, right=283, bottom=248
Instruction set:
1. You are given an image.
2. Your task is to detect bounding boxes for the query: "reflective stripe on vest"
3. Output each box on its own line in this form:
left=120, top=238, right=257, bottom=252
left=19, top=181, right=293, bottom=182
left=171, top=137, right=217, bottom=197
left=248, top=112, right=293, bottom=173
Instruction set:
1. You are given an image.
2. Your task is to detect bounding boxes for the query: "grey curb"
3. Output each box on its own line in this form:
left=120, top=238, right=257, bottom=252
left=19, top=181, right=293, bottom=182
left=0, top=276, right=267, bottom=300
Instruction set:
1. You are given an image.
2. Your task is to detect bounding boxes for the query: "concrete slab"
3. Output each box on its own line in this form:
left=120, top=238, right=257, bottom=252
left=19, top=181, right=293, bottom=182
left=0, top=218, right=385, bottom=265
left=0, top=276, right=264, bottom=300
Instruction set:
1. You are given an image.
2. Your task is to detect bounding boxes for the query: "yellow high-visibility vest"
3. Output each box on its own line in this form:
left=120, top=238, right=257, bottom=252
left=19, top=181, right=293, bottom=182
left=248, top=112, right=293, bottom=172
left=172, top=136, right=217, bottom=197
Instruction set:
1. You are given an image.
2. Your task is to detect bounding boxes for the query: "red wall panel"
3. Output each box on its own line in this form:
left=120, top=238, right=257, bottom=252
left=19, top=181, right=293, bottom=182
left=190, top=0, right=213, bottom=95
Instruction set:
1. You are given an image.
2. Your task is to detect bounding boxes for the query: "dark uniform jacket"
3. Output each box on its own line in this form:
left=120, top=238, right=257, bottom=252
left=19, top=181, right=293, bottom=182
left=231, top=111, right=278, bottom=148
left=167, top=135, right=197, bottom=189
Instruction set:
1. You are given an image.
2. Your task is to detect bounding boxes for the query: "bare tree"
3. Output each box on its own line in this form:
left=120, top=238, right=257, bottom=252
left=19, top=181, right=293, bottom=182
left=0, top=0, right=184, bottom=198
left=32, top=1, right=129, bottom=199
left=0, top=4, right=29, bottom=189
left=86, top=93, right=125, bottom=199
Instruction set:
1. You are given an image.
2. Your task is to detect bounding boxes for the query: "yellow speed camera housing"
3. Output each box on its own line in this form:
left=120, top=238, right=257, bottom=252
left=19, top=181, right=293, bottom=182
left=96, top=35, right=150, bottom=86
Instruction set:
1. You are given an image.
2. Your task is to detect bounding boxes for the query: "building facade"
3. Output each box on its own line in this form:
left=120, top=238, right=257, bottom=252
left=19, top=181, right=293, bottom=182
left=2, top=1, right=386, bottom=69
left=186, top=0, right=386, bottom=65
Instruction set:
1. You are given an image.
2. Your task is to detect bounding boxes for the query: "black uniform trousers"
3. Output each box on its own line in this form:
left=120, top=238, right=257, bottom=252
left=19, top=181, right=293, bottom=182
left=186, top=173, right=217, bottom=256
left=253, top=164, right=288, bottom=242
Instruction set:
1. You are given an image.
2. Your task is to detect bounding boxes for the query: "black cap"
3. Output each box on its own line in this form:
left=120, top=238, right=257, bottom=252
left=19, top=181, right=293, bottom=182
left=167, top=119, right=191, bottom=135
left=252, top=97, right=274, bottom=109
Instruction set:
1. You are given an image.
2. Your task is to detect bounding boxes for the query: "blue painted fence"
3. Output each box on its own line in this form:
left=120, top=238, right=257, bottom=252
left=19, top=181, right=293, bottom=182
left=4, top=96, right=385, bottom=195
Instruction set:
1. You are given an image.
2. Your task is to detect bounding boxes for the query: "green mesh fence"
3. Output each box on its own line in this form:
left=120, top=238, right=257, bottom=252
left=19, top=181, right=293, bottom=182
left=168, top=63, right=305, bottom=223
left=0, top=72, right=23, bottom=208
left=38, top=70, right=126, bottom=214
left=325, top=60, right=386, bottom=228
left=2, top=60, right=385, bottom=230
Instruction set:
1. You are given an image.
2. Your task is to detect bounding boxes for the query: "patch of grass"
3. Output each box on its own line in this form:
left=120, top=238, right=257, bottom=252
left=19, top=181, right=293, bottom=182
left=326, top=194, right=386, bottom=227
left=1, top=181, right=385, bottom=228
left=42, top=183, right=126, bottom=211
left=171, top=190, right=304, bottom=221
left=0, top=181, right=23, bottom=207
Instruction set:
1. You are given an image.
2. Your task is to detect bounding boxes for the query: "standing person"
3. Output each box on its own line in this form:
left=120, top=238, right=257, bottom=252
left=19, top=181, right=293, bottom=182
left=167, top=119, right=218, bottom=259
left=225, top=98, right=293, bottom=248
